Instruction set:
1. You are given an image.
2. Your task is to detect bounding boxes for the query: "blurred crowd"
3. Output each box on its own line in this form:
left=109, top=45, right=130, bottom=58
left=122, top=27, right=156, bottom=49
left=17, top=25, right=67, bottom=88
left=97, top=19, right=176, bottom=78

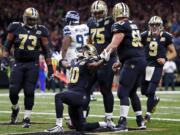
left=0, top=0, right=180, bottom=89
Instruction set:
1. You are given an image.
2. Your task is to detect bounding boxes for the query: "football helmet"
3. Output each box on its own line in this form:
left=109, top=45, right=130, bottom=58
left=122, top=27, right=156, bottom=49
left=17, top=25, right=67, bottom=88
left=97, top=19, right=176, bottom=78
left=23, top=7, right=39, bottom=27
left=91, top=0, right=108, bottom=21
left=112, top=2, right=129, bottom=21
left=148, top=16, right=163, bottom=35
left=76, top=44, right=97, bottom=58
left=65, top=11, right=80, bottom=25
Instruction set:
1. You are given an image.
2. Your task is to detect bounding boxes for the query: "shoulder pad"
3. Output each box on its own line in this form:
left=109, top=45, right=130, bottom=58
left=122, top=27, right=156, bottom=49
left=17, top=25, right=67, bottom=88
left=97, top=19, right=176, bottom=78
left=38, top=25, right=49, bottom=37
left=7, top=22, right=22, bottom=33
left=141, top=31, right=148, bottom=36
left=111, top=22, right=126, bottom=33
left=87, top=17, right=96, bottom=27
left=164, top=31, right=173, bottom=37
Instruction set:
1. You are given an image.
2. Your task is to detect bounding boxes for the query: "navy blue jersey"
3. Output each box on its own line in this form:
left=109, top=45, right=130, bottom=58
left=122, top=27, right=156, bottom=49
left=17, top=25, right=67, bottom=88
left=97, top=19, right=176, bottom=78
left=111, top=20, right=145, bottom=63
left=7, top=22, right=49, bottom=61
left=141, top=31, right=173, bottom=67
left=68, top=58, right=95, bottom=94
left=87, top=16, right=114, bottom=55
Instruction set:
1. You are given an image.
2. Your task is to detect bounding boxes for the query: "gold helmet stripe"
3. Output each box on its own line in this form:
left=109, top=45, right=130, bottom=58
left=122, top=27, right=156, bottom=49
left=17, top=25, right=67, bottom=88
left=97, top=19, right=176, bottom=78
left=96, top=1, right=99, bottom=10
left=121, top=3, right=125, bottom=16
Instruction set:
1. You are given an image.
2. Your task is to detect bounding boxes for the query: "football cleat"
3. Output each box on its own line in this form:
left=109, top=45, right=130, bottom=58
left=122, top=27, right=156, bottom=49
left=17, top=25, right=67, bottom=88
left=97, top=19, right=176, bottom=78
left=22, top=118, right=31, bottom=128
left=113, top=117, right=128, bottom=131
left=10, top=106, right=19, bottom=124
left=105, top=117, right=116, bottom=129
left=136, top=116, right=146, bottom=130
left=151, top=97, right=160, bottom=113
left=45, top=125, right=64, bottom=133
left=144, top=114, right=151, bottom=123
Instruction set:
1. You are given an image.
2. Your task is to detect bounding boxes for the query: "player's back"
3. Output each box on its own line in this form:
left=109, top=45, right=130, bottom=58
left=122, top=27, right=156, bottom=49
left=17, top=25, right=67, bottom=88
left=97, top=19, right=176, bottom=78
left=7, top=22, right=48, bottom=62
left=111, top=20, right=145, bottom=63
left=63, top=24, right=89, bottom=62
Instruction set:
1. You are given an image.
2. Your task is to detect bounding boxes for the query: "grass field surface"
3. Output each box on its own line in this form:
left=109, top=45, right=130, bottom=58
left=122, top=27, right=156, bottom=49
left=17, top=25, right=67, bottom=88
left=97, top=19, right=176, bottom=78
left=0, top=89, right=180, bottom=135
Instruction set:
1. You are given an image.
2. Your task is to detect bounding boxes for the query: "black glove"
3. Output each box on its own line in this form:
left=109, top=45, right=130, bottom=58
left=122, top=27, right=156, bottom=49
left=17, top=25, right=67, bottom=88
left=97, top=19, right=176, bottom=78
left=47, top=64, right=54, bottom=79
left=0, top=57, right=9, bottom=71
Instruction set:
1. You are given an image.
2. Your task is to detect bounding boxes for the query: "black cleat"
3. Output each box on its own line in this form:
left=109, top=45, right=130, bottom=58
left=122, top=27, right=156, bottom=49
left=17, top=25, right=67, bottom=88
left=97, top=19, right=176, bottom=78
left=136, top=116, right=146, bottom=129
left=22, top=118, right=31, bottom=128
left=144, top=114, right=151, bottom=123
left=151, top=97, right=160, bottom=113
left=10, top=107, right=19, bottom=124
left=114, top=117, right=128, bottom=131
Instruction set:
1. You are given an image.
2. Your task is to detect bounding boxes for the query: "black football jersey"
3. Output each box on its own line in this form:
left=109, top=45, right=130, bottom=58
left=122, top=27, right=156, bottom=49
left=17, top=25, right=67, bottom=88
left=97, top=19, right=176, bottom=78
left=141, top=31, right=173, bottom=67
left=87, top=16, right=114, bottom=55
left=7, top=22, right=49, bottom=61
left=111, top=20, right=145, bottom=63
left=68, top=58, right=95, bottom=94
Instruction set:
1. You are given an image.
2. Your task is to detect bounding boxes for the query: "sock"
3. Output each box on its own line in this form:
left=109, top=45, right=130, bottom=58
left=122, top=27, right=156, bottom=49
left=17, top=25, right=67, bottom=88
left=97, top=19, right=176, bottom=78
left=56, top=118, right=63, bottom=127
left=105, top=113, right=113, bottom=119
left=99, top=121, right=107, bottom=128
left=135, top=111, right=142, bottom=116
left=12, top=104, right=19, bottom=110
left=146, top=112, right=151, bottom=116
left=24, top=110, right=31, bottom=119
left=120, top=105, right=129, bottom=118
left=83, top=111, right=87, bottom=118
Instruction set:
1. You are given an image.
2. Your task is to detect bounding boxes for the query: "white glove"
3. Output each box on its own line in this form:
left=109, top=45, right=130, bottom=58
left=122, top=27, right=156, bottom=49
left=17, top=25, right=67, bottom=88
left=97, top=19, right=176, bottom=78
left=52, top=51, right=62, bottom=62
left=100, top=49, right=111, bottom=62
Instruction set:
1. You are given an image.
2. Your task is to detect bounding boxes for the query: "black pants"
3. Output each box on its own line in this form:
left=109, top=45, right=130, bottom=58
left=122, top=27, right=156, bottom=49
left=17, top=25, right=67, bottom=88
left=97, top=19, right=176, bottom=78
left=9, top=61, right=39, bottom=110
left=55, top=90, right=99, bottom=131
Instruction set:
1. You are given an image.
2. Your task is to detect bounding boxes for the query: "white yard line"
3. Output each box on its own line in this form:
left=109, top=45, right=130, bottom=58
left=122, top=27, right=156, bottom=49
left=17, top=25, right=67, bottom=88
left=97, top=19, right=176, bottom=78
left=1, top=91, right=180, bottom=97
left=0, top=111, right=180, bottom=122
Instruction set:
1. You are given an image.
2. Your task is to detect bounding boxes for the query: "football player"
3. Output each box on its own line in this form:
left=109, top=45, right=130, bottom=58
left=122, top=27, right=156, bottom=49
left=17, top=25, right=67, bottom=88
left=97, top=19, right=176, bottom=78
left=141, top=16, right=177, bottom=122
left=104, top=2, right=146, bottom=131
left=61, top=10, right=89, bottom=64
left=2, top=7, right=53, bottom=128
left=45, top=44, right=111, bottom=133
left=87, top=0, right=116, bottom=128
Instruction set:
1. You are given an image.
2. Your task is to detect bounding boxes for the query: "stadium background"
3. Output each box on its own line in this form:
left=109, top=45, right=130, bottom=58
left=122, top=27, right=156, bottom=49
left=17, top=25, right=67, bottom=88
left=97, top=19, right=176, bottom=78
left=0, top=0, right=180, bottom=87
left=0, top=1, right=180, bottom=135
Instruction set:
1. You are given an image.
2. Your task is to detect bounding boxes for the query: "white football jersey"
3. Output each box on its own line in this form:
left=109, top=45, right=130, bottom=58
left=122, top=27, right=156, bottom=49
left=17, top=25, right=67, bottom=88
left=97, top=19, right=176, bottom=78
left=63, top=24, right=89, bottom=62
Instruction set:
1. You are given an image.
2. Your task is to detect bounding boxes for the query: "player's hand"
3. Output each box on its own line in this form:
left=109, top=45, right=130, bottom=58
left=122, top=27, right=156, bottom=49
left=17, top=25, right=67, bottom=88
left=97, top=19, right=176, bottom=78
left=100, top=49, right=111, bottom=62
left=52, top=51, right=62, bottom=62
left=157, top=58, right=166, bottom=65
left=112, top=62, right=121, bottom=73
left=0, top=57, right=9, bottom=71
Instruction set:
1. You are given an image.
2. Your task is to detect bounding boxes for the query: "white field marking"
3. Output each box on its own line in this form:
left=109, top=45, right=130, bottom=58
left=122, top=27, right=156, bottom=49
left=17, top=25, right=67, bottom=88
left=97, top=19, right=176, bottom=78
left=0, top=91, right=180, bottom=97
left=1, top=111, right=180, bottom=122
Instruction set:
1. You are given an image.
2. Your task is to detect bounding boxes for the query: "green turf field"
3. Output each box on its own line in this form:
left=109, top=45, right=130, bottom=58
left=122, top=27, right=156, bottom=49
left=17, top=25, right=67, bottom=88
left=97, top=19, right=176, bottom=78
left=0, top=89, right=180, bottom=135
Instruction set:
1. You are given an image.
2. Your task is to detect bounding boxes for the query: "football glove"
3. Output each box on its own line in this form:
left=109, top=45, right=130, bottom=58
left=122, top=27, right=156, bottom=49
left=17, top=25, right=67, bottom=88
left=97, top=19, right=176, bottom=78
left=99, top=49, right=111, bottom=62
